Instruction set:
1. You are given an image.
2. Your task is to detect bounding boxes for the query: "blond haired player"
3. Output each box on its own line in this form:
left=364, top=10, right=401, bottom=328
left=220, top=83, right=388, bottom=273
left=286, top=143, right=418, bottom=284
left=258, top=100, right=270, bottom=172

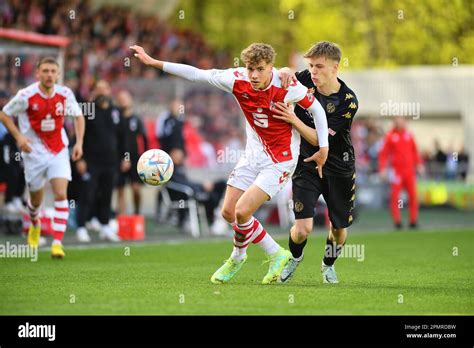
left=0, top=57, right=85, bottom=258
left=131, top=43, right=328, bottom=284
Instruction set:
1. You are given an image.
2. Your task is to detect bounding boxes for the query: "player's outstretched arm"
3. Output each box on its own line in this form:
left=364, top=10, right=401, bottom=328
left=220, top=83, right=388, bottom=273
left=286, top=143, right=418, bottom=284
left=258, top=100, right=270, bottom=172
left=130, top=45, right=216, bottom=84
left=0, top=111, right=32, bottom=153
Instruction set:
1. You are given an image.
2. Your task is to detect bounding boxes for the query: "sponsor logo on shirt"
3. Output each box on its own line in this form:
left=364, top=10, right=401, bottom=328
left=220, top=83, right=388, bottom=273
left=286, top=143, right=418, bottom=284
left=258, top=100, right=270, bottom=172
left=348, top=102, right=357, bottom=109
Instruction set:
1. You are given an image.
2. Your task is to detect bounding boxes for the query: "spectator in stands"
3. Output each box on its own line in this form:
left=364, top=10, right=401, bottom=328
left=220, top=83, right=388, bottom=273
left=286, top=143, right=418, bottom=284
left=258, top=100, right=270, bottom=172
left=115, top=90, right=148, bottom=215
left=75, top=80, right=127, bottom=242
left=0, top=90, right=25, bottom=213
left=156, top=99, right=227, bottom=235
left=379, top=116, right=424, bottom=230
left=457, top=145, right=469, bottom=181
left=432, top=139, right=447, bottom=179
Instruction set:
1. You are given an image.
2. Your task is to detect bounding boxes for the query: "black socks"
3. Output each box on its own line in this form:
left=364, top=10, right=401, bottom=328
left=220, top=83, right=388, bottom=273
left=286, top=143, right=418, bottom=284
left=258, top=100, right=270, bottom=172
left=289, top=234, right=307, bottom=259
left=323, top=238, right=344, bottom=266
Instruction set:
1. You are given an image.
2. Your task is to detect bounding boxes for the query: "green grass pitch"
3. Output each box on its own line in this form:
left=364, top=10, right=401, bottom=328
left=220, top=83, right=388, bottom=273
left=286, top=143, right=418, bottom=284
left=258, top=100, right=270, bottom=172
left=0, top=228, right=472, bottom=315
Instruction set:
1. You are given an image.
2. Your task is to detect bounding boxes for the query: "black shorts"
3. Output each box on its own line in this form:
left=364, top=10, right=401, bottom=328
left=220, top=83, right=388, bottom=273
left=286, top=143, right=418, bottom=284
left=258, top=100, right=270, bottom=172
left=117, top=161, right=142, bottom=187
left=292, top=167, right=356, bottom=229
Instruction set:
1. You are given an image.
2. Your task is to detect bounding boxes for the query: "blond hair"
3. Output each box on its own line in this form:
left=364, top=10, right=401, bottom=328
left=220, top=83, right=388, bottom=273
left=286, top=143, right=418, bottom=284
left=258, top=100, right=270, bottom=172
left=240, top=43, right=276, bottom=67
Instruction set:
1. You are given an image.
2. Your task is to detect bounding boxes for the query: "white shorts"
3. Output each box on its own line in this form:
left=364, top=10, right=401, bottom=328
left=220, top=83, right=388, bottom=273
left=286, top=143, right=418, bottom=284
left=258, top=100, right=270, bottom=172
left=22, top=147, right=72, bottom=192
left=227, top=155, right=297, bottom=199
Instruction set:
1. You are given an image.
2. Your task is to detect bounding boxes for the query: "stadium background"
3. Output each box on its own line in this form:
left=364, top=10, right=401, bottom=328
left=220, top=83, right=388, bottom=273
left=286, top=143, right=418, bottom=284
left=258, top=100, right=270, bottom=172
left=0, top=0, right=473, bottom=316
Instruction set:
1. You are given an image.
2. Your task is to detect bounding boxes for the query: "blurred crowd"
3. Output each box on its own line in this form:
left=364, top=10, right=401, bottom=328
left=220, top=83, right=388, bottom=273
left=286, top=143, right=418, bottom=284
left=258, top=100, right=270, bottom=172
left=0, top=0, right=229, bottom=97
left=0, top=0, right=469, bottom=180
left=352, top=119, right=469, bottom=182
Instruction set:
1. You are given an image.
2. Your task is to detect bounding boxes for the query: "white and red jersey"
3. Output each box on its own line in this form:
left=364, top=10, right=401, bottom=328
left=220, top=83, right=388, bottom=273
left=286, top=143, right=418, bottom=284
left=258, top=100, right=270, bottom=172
left=2, top=82, right=82, bottom=156
left=202, top=67, right=314, bottom=164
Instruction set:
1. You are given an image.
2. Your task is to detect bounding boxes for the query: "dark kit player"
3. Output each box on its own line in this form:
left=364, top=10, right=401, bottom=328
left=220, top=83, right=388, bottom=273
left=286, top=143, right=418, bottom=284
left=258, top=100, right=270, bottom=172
left=275, top=41, right=358, bottom=283
left=116, top=90, right=149, bottom=215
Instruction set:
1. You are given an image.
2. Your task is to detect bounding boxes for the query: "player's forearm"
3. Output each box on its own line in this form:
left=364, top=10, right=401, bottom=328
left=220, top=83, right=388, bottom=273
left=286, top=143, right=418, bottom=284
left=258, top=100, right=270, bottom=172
left=148, top=59, right=164, bottom=70
left=0, top=111, right=22, bottom=141
left=163, top=62, right=212, bottom=83
left=308, top=102, right=329, bottom=148
left=292, top=118, right=318, bottom=146
left=74, top=115, right=85, bottom=145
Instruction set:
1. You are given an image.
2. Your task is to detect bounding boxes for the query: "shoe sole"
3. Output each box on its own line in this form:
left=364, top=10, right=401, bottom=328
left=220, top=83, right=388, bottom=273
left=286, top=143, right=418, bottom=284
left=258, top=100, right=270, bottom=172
left=51, top=254, right=65, bottom=259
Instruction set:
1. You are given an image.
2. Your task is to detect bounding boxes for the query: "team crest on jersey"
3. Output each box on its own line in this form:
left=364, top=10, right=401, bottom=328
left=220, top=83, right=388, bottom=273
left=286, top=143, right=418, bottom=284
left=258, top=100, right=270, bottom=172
left=32, top=103, right=39, bottom=111
left=242, top=93, right=249, bottom=99
left=345, top=93, right=354, bottom=100
left=326, top=103, right=336, bottom=113
left=307, top=93, right=315, bottom=103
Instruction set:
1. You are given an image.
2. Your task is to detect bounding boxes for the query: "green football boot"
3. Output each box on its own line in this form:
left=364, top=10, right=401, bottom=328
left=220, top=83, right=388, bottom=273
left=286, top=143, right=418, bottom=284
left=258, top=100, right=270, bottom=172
left=211, top=255, right=247, bottom=284
left=262, top=248, right=292, bottom=285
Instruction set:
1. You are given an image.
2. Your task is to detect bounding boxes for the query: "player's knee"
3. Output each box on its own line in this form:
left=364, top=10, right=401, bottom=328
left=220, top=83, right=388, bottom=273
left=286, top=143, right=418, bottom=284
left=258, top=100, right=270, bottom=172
left=234, top=205, right=251, bottom=223
left=221, top=207, right=234, bottom=223
left=54, top=193, right=68, bottom=201
left=293, top=225, right=311, bottom=240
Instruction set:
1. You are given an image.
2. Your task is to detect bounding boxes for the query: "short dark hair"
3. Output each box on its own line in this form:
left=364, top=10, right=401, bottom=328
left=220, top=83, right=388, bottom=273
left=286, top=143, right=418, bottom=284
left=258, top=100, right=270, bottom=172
left=36, top=57, right=59, bottom=69
left=303, top=41, right=341, bottom=62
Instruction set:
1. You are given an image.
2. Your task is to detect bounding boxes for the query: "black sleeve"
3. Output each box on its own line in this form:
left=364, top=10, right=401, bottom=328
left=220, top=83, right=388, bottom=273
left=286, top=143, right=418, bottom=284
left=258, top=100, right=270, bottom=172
left=328, top=96, right=358, bottom=135
left=295, top=70, right=312, bottom=86
left=116, top=110, right=128, bottom=161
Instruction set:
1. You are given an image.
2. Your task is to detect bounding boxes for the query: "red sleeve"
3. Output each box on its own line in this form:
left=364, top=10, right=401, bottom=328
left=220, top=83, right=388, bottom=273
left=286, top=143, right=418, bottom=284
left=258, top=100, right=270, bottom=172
left=296, top=94, right=314, bottom=109
left=378, top=134, right=391, bottom=172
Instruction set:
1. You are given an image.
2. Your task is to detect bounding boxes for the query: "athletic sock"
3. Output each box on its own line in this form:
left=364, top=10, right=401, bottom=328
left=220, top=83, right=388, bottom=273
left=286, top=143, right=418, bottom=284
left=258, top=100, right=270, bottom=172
left=322, top=237, right=344, bottom=266
left=27, top=199, right=40, bottom=226
left=52, top=199, right=69, bottom=243
left=251, top=218, right=280, bottom=255
left=230, top=217, right=256, bottom=261
left=289, top=234, right=307, bottom=259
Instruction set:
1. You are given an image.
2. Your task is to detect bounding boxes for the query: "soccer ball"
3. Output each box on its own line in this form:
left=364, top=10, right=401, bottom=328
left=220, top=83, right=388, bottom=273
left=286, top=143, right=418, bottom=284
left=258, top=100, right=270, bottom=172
left=137, top=149, right=174, bottom=186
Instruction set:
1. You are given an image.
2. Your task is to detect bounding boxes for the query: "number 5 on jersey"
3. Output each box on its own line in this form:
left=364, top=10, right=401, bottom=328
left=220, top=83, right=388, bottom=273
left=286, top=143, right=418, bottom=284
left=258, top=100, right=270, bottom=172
left=252, top=113, right=268, bottom=128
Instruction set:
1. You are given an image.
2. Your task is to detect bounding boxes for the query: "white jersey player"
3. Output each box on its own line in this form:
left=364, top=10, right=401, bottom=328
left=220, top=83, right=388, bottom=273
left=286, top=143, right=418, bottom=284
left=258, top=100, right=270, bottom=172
left=0, top=57, right=85, bottom=258
left=131, top=43, right=328, bottom=284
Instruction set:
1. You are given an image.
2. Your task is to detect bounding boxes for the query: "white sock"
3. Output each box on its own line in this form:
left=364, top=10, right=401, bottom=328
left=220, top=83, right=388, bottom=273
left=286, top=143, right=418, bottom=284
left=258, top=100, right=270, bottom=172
left=257, top=233, right=280, bottom=255
left=230, top=246, right=247, bottom=262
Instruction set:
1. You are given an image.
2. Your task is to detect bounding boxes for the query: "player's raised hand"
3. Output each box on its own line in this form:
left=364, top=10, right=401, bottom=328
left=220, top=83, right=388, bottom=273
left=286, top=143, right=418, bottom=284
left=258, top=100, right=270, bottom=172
left=16, top=134, right=32, bottom=153
left=272, top=102, right=297, bottom=124
left=129, top=45, right=158, bottom=66
left=304, top=147, right=329, bottom=178
left=279, top=67, right=297, bottom=89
